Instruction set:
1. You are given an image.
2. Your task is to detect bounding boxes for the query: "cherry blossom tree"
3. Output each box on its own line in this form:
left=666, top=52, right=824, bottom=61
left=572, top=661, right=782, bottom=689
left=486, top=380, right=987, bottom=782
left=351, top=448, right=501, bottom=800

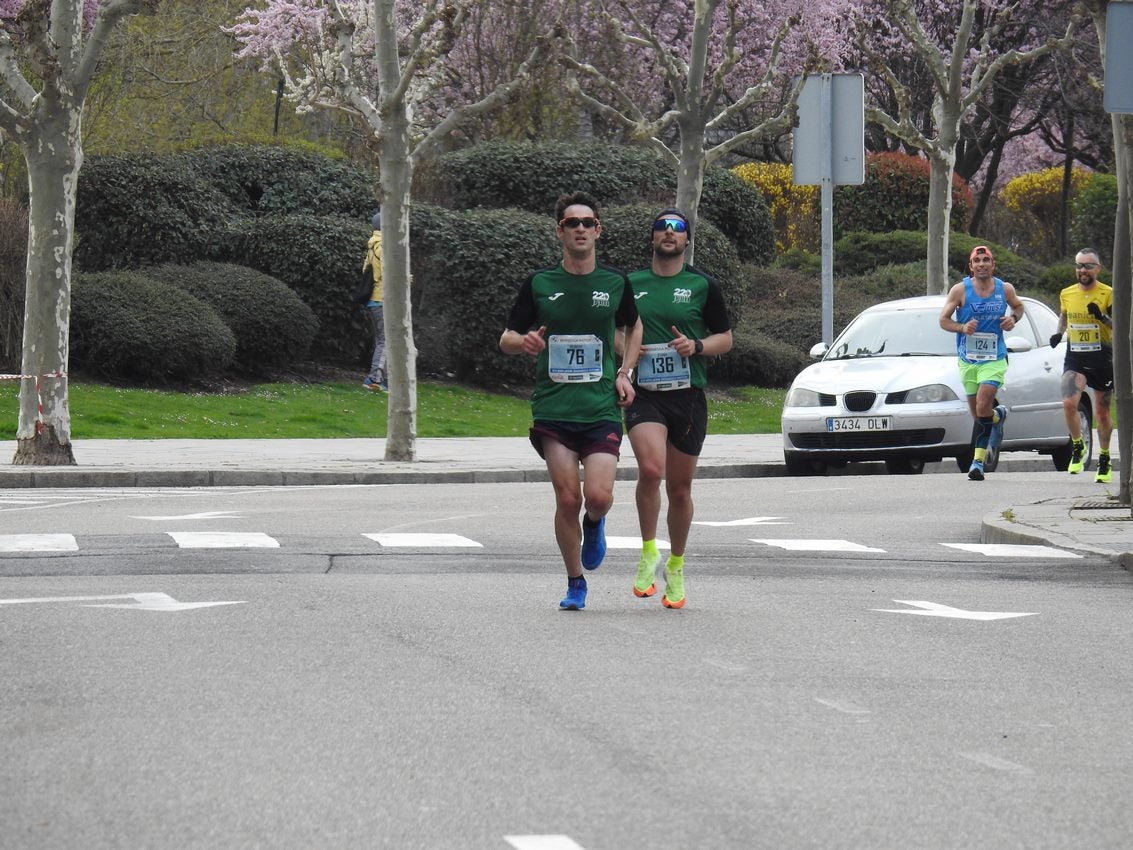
left=851, top=0, right=1080, bottom=294
left=230, top=0, right=548, bottom=461
left=1, top=0, right=157, bottom=466
left=558, top=0, right=849, bottom=261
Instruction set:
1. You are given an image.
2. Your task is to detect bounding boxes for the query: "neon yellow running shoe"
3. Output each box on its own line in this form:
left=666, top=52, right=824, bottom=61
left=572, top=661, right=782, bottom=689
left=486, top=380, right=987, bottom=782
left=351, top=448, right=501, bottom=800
left=634, top=551, right=660, bottom=597
left=662, top=565, right=686, bottom=609
left=1069, top=439, right=1085, bottom=474
left=1096, top=452, right=1112, bottom=483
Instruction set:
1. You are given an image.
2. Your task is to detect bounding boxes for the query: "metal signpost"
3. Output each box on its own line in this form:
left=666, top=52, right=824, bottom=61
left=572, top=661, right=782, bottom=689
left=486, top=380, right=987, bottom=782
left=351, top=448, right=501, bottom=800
left=793, top=73, right=866, bottom=346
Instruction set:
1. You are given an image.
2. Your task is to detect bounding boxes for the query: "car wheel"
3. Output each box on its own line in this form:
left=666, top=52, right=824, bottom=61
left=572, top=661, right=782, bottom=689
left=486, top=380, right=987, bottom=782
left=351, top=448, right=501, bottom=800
left=784, top=454, right=825, bottom=476
left=884, top=458, right=925, bottom=475
left=1051, top=400, right=1093, bottom=471
left=955, top=449, right=973, bottom=472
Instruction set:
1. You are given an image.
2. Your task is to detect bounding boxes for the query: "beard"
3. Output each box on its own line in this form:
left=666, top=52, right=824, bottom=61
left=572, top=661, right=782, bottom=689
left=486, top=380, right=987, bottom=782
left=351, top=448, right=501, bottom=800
left=654, top=241, right=687, bottom=258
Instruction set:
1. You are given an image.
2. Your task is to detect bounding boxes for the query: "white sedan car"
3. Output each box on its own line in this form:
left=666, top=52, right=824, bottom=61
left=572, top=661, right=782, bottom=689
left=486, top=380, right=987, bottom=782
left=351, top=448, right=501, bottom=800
left=781, top=295, right=1093, bottom=475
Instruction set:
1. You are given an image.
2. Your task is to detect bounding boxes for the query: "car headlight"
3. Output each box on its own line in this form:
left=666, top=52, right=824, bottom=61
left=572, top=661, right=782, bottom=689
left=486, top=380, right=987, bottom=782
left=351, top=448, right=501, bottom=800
left=785, top=387, right=824, bottom=407
left=901, top=384, right=958, bottom=403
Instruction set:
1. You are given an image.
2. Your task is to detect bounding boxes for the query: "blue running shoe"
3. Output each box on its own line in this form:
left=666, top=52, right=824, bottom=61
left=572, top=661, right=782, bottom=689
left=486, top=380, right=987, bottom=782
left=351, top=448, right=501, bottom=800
left=560, top=575, right=587, bottom=610
left=581, top=515, right=606, bottom=570
left=968, top=460, right=985, bottom=481
left=989, top=405, right=1007, bottom=452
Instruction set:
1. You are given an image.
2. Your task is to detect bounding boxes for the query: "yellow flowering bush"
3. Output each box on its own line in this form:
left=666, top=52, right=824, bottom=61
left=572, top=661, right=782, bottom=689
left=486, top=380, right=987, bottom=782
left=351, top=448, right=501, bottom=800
left=1000, top=167, right=1092, bottom=260
left=732, top=161, right=819, bottom=253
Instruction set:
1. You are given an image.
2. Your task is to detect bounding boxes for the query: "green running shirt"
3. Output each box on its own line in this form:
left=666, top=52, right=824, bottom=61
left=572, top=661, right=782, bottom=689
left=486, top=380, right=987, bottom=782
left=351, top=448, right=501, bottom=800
left=628, top=265, right=731, bottom=389
left=506, top=264, right=638, bottom=423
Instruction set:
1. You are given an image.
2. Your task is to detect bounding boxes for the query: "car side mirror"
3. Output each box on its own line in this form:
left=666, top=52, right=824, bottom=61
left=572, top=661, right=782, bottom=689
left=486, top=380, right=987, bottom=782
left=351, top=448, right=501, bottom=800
left=809, top=342, right=828, bottom=359
left=1005, top=336, right=1033, bottom=353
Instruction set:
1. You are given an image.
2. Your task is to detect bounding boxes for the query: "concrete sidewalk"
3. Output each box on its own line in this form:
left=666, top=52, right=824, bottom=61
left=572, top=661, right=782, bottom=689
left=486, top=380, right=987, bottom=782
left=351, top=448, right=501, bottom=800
left=2, top=434, right=1131, bottom=569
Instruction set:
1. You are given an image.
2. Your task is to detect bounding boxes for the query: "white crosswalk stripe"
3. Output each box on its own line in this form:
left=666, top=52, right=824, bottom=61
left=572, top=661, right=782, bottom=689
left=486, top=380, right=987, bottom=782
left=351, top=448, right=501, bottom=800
left=0, top=533, right=78, bottom=552
left=365, top=533, right=481, bottom=547
left=942, top=543, right=1082, bottom=559
left=166, top=532, right=280, bottom=549
left=750, top=538, right=886, bottom=553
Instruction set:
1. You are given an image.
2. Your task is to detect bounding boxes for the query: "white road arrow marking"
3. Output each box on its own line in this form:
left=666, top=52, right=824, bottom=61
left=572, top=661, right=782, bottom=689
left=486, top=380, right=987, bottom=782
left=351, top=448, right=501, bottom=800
left=504, top=837, right=587, bottom=850
left=0, top=534, right=78, bottom=552
left=131, top=511, right=244, bottom=521
left=942, top=543, right=1082, bottom=559
left=873, top=600, right=1037, bottom=621
left=751, top=538, right=885, bottom=553
left=0, top=592, right=245, bottom=612
left=365, top=533, right=482, bottom=547
left=695, top=516, right=788, bottom=526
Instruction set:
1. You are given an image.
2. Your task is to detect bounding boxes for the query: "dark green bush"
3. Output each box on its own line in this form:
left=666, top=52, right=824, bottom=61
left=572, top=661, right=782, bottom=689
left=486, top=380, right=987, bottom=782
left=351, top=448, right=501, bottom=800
left=75, top=153, right=232, bottom=271
left=418, top=140, right=672, bottom=214
left=419, top=140, right=774, bottom=265
left=70, top=270, right=235, bottom=381
left=699, top=167, right=775, bottom=265
left=414, top=207, right=560, bottom=386
left=834, top=152, right=972, bottom=236
left=834, top=230, right=1044, bottom=292
left=1036, top=262, right=1112, bottom=306
left=1069, top=173, right=1116, bottom=268
left=219, top=214, right=371, bottom=363
left=709, top=327, right=809, bottom=388
left=144, top=262, right=319, bottom=372
left=178, top=145, right=376, bottom=218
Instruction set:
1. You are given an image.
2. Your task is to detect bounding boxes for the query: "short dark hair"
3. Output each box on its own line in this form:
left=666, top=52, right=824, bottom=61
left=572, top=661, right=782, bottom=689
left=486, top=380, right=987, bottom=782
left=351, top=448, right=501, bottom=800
left=1077, top=247, right=1100, bottom=260
left=555, top=191, right=600, bottom=223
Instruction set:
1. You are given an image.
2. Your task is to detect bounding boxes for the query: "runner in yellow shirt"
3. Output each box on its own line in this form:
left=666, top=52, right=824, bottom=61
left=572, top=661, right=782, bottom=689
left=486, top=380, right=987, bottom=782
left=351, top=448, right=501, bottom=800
left=1050, top=247, right=1114, bottom=481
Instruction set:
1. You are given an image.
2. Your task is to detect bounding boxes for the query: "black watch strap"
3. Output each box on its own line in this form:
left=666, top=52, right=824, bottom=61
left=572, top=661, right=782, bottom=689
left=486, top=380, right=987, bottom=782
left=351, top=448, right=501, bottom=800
left=693, top=338, right=704, bottom=355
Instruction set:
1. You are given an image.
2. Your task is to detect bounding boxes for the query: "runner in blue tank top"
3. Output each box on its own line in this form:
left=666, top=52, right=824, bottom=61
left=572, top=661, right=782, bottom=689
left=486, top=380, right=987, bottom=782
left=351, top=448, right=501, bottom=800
left=938, top=245, right=1026, bottom=481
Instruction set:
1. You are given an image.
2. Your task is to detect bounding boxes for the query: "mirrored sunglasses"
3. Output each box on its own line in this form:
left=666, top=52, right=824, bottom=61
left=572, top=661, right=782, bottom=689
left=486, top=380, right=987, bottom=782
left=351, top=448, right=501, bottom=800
left=560, top=217, right=599, bottom=229
left=654, top=218, right=688, bottom=233
left=1075, top=262, right=1099, bottom=269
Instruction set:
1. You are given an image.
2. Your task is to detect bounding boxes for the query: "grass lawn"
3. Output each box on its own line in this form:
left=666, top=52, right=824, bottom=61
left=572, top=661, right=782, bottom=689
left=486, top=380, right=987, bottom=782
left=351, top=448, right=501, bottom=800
left=0, top=377, right=785, bottom=439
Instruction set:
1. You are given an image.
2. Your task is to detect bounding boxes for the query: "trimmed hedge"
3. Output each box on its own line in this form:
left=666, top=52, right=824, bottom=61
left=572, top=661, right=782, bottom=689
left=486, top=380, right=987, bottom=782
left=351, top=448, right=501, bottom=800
left=419, top=140, right=775, bottom=265
left=834, top=152, right=973, bottom=236
left=177, top=145, right=376, bottom=217
left=834, top=230, right=1044, bottom=293
left=70, top=270, right=235, bottom=381
left=75, top=153, right=232, bottom=271
left=218, top=214, right=372, bottom=363
left=144, top=262, right=319, bottom=372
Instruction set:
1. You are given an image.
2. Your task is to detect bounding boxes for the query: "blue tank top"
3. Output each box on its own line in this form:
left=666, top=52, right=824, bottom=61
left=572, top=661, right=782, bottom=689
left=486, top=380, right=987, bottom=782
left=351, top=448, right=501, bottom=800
left=956, top=277, right=1007, bottom=363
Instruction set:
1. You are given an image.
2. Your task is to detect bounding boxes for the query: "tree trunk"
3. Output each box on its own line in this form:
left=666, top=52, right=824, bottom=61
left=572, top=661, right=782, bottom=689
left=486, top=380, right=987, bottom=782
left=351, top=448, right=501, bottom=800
left=12, top=116, right=80, bottom=466
left=1113, top=113, right=1133, bottom=508
left=924, top=147, right=955, bottom=295
left=675, top=116, right=708, bottom=266
left=374, top=0, right=417, bottom=462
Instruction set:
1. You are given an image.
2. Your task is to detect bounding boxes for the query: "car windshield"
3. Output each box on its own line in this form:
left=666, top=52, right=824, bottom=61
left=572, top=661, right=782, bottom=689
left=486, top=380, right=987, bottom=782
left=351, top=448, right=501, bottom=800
left=825, top=307, right=954, bottom=360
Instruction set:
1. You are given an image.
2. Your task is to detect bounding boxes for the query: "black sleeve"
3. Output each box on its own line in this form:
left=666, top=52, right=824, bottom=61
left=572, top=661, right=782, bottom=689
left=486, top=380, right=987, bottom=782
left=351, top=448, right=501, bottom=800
left=614, top=274, right=639, bottom=327
left=504, top=276, right=538, bottom=333
left=703, top=277, right=732, bottom=333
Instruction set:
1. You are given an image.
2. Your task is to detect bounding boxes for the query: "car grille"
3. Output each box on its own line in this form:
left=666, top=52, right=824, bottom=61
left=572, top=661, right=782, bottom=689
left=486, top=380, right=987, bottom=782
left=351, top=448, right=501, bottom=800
left=844, top=391, right=876, bottom=412
left=789, top=429, right=946, bottom=449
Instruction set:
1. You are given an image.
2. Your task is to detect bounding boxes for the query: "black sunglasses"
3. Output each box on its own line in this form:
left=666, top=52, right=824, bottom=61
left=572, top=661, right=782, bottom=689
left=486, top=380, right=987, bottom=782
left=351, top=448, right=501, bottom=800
left=1076, top=262, right=1099, bottom=269
left=654, top=218, right=688, bottom=233
left=560, top=217, right=599, bottom=229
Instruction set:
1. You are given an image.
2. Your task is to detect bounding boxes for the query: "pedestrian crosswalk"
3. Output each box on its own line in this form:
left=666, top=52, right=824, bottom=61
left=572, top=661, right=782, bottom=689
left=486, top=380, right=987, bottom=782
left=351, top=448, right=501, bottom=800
left=0, top=531, right=1084, bottom=558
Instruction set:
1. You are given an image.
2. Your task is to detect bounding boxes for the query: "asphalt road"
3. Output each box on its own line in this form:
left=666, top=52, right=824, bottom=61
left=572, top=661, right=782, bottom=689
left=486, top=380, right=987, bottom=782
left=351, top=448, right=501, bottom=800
left=2, top=474, right=1131, bottom=849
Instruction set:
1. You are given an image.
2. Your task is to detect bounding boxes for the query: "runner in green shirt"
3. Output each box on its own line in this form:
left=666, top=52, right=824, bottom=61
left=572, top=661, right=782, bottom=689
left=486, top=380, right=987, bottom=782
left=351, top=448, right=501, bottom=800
left=622, top=208, right=732, bottom=609
left=500, top=191, right=643, bottom=611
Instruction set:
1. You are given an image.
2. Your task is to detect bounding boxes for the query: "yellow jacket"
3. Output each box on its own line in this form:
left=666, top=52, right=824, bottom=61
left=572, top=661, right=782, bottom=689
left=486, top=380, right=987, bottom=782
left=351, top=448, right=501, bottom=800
left=363, top=231, right=383, bottom=302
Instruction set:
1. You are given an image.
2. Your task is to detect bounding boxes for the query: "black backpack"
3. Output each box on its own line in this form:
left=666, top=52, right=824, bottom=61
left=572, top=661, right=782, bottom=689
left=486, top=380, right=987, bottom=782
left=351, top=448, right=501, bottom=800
left=353, top=266, right=374, bottom=304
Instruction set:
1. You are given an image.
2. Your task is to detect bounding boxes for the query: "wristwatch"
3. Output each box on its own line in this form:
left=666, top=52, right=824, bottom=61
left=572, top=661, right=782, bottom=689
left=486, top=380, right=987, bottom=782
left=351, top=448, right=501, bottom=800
left=693, top=339, right=704, bottom=355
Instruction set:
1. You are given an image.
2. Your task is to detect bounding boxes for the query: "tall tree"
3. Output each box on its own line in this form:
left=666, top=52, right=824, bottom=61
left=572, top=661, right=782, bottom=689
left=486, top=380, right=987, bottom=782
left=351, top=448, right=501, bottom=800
left=853, top=0, right=1079, bottom=294
left=1081, top=0, right=1132, bottom=506
left=1, top=0, right=157, bottom=465
left=558, top=0, right=846, bottom=261
left=230, top=0, right=547, bottom=461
